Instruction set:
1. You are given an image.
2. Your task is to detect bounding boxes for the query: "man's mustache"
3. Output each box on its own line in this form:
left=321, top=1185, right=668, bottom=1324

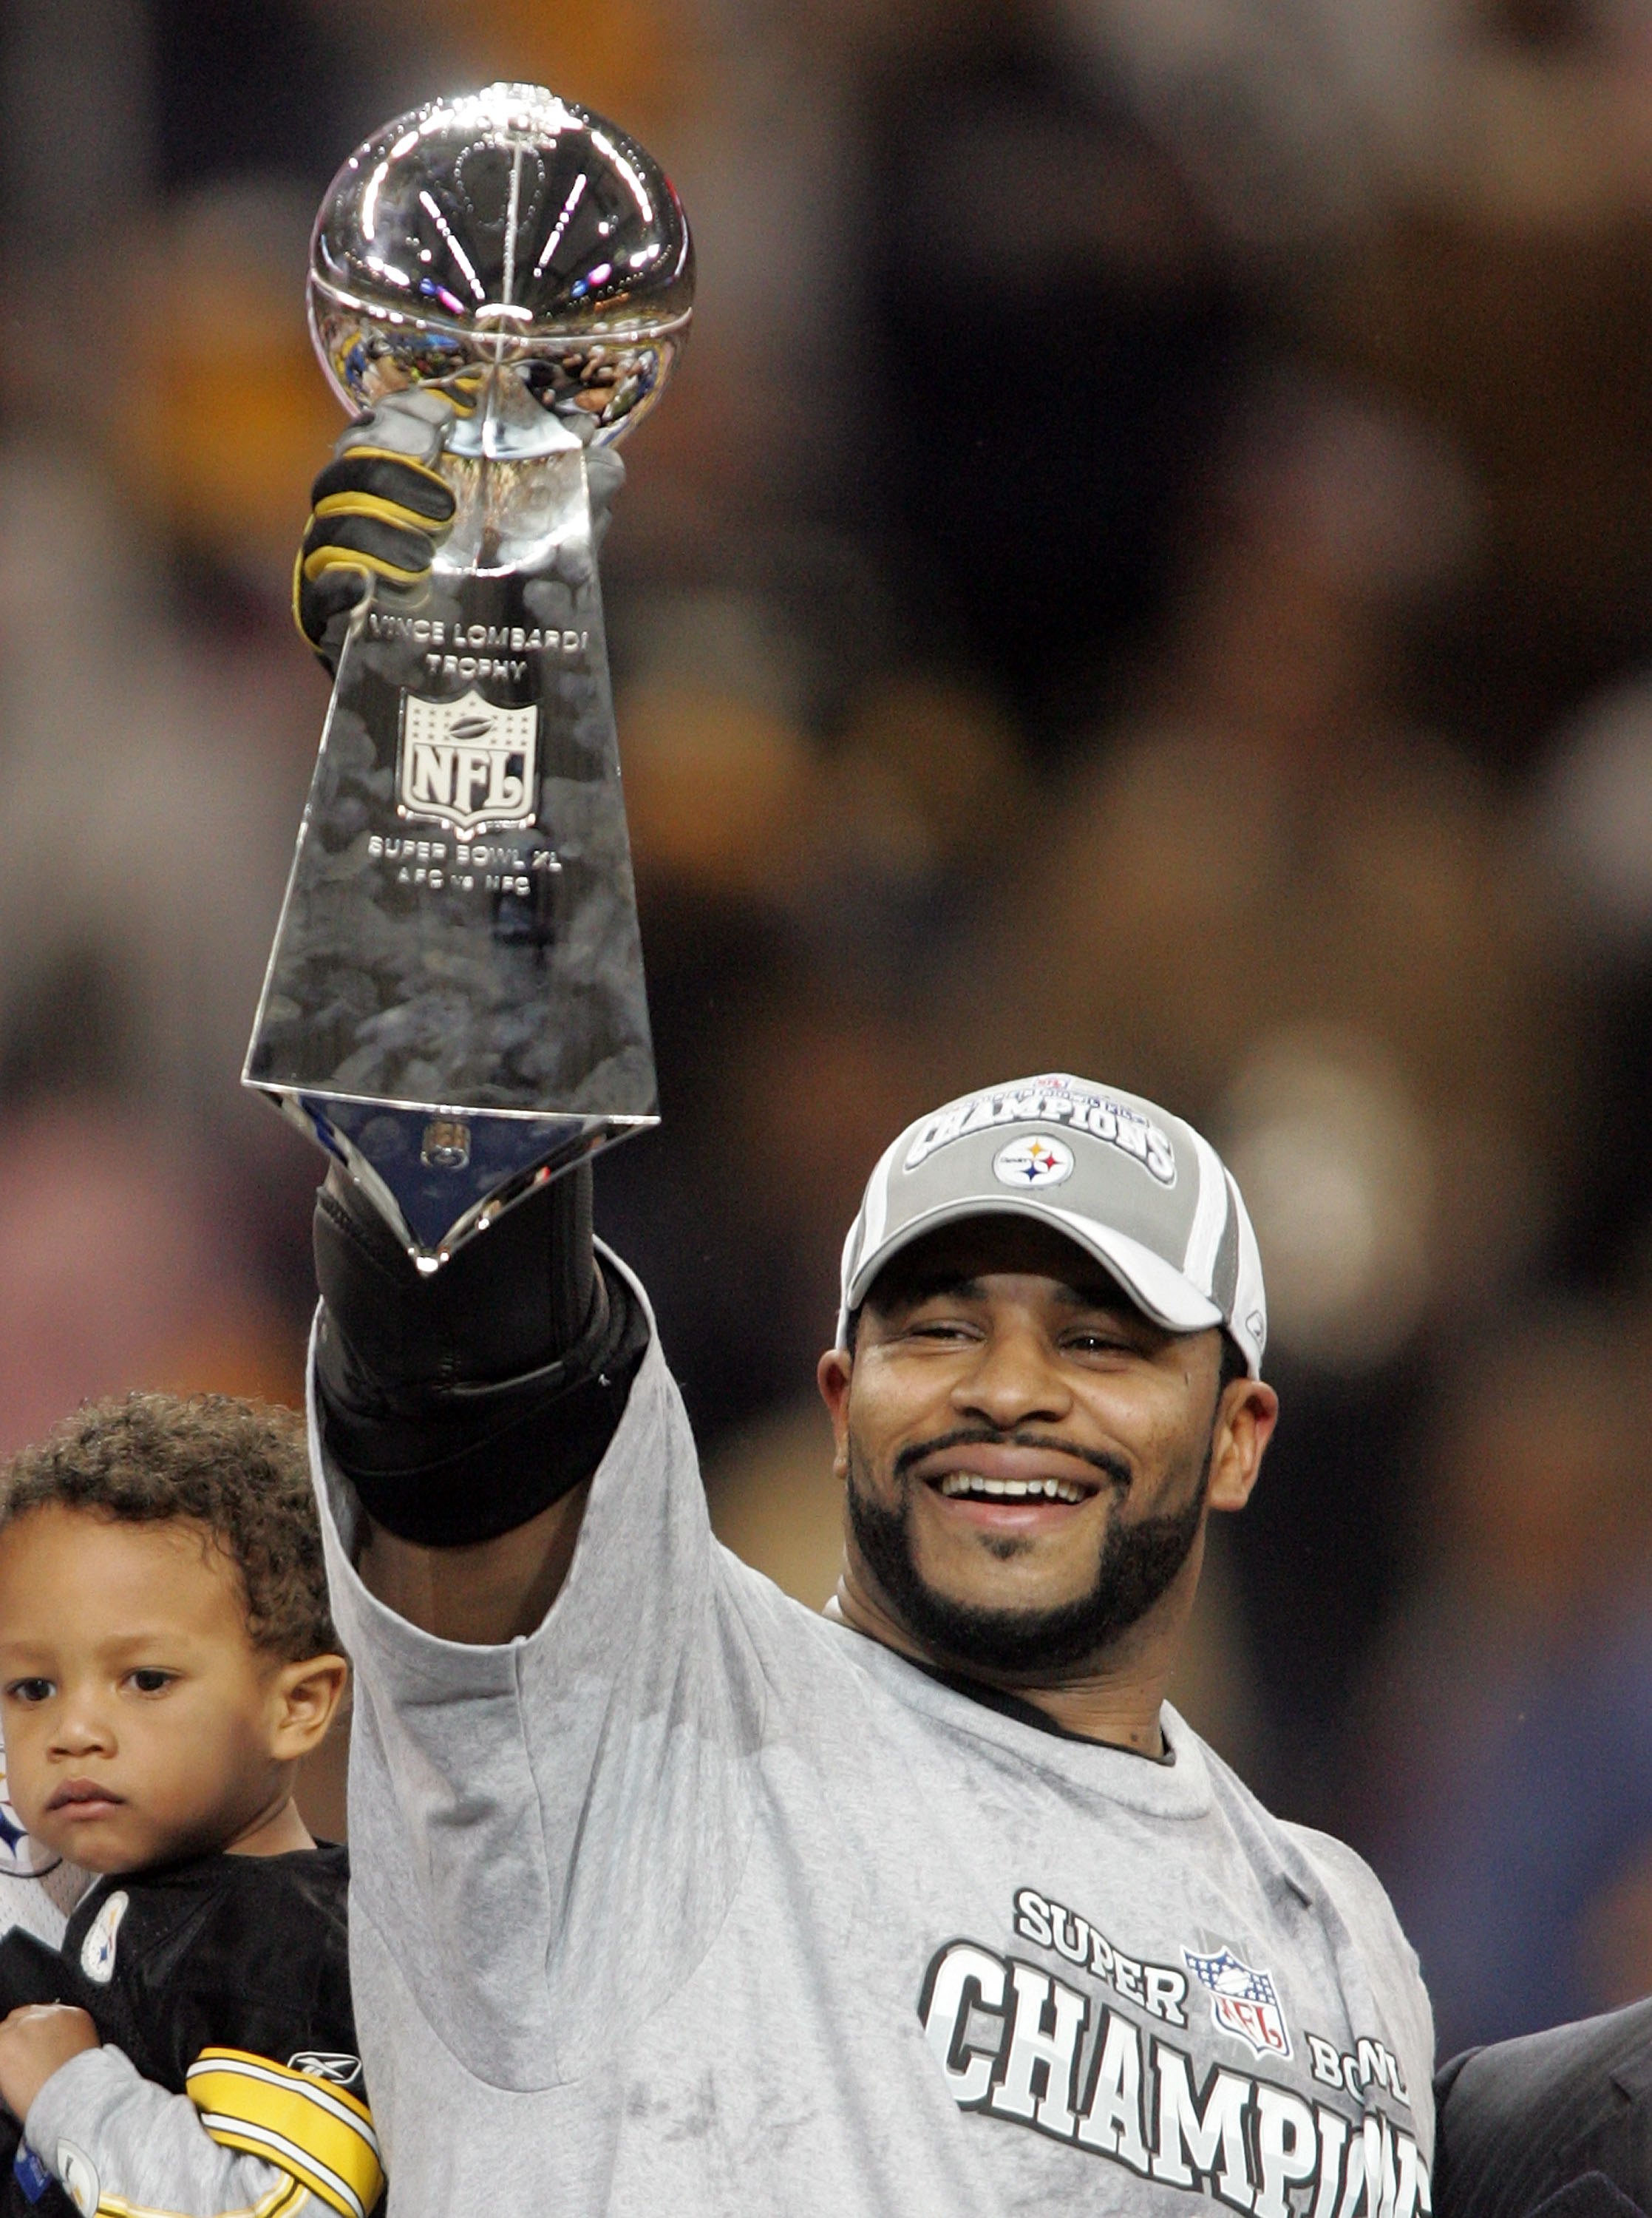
left=891, top=1425, right=1132, bottom=1493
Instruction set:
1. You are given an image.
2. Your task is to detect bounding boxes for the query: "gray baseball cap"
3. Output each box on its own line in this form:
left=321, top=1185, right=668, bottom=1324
left=836, top=1073, right=1267, bottom=1375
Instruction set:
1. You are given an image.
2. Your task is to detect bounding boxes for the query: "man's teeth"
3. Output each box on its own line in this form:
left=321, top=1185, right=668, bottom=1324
left=937, top=1473, right=1087, bottom=1505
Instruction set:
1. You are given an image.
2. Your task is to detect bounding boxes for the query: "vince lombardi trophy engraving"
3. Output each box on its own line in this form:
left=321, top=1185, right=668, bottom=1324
left=245, top=84, right=692, bottom=1268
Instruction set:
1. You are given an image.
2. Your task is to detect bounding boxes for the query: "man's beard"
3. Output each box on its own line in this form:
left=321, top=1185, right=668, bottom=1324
left=845, top=1432, right=1209, bottom=1678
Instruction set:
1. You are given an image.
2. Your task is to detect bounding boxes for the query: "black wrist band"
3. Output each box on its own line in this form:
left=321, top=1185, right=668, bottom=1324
left=319, top=1261, right=649, bottom=1547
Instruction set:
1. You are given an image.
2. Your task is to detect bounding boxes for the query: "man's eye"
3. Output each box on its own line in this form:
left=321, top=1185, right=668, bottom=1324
left=126, top=1669, right=176, bottom=1695
left=4, top=1680, right=53, bottom=1704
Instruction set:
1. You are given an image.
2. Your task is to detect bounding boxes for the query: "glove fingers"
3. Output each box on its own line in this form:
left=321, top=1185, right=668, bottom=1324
left=336, top=374, right=484, bottom=461
left=300, top=512, right=435, bottom=583
left=311, top=450, right=456, bottom=527
left=295, top=385, right=475, bottom=666
left=294, top=558, right=374, bottom=645
left=295, top=516, right=438, bottom=653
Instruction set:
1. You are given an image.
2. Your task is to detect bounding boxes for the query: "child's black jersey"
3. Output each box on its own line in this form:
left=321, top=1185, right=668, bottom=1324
left=0, top=1846, right=381, bottom=2218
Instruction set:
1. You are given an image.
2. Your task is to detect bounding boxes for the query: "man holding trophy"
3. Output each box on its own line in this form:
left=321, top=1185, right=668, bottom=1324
left=258, top=83, right=1439, bottom=2214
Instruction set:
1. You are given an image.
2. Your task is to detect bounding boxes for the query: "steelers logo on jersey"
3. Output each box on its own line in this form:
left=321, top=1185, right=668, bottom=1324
left=992, top=1134, right=1074, bottom=1190
left=80, top=1890, right=129, bottom=1984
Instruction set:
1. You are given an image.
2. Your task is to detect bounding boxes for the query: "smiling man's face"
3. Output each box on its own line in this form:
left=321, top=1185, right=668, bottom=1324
left=818, top=1217, right=1273, bottom=1685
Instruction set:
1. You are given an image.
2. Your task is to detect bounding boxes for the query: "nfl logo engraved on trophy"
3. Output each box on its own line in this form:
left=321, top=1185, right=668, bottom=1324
left=398, top=690, right=539, bottom=835
left=1183, top=1944, right=1293, bottom=2060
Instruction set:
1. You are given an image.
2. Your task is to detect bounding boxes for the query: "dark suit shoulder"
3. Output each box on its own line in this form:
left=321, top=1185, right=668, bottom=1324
left=1436, top=1999, right=1652, bottom=2218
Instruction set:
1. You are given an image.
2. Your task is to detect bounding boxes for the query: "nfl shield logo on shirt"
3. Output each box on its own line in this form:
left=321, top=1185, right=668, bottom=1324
left=398, top=688, right=539, bottom=835
left=1183, top=1944, right=1292, bottom=2061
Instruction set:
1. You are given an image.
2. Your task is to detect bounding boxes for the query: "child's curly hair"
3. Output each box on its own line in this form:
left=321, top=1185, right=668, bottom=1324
left=0, top=1393, right=337, bottom=1660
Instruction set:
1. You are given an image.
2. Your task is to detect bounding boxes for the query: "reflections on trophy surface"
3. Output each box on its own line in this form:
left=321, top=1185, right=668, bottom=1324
left=245, top=82, right=693, bottom=1266
left=308, top=81, right=692, bottom=438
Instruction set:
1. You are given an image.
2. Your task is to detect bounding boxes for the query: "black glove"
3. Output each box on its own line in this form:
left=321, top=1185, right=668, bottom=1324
left=293, top=381, right=628, bottom=673
left=293, top=386, right=465, bottom=667
left=313, top=1161, right=648, bottom=1547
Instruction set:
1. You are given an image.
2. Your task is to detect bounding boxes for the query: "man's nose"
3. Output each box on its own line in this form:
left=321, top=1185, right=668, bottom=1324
left=951, top=1322, right=1073, bottom=1428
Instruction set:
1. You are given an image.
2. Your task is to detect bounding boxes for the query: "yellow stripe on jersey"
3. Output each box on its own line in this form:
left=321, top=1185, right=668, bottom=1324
left=187, top=2050, right=383, bottom=2218
left=94, top=2170, right=309, bottom=2218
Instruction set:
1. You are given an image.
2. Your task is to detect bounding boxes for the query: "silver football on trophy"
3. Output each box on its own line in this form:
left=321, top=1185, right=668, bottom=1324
left=308, top=81, right=694, bottom=443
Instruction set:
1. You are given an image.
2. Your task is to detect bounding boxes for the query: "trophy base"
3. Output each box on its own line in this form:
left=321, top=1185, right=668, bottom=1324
left=259, top=1088, right=657, bottom=1270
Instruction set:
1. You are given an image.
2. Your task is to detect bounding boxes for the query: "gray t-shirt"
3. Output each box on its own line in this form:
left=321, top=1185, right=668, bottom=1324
left=313, top=1265, right=1435, bottom=2217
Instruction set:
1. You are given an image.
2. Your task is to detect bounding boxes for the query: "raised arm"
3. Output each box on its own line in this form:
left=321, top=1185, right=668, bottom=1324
left=296, top=396, right=645, bottom=1643
left=313, top=1159, right=647, bottom=1642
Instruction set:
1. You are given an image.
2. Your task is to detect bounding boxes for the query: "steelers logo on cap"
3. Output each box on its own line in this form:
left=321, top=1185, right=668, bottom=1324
left=993, top=1134, right=1074, bottom=1188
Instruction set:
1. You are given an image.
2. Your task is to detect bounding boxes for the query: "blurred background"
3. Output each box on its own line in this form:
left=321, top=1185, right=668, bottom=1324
left=7, top=0, right=1652, bottom=2058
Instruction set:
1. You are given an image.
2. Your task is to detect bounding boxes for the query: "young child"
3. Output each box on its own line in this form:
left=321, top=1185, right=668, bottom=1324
left=0, top=1391, right=382, bottom=2218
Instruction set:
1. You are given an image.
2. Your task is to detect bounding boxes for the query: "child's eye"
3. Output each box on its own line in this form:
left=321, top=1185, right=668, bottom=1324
left=4, top=1679, right=53, bottom=1704
left=126, top=1669, right=176, bottom=1695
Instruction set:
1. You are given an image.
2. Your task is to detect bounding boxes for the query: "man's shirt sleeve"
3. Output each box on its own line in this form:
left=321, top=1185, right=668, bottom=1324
left=311, top=1261, right=767, bottom=2091
left=25, top=2044, right=384, bottom=2218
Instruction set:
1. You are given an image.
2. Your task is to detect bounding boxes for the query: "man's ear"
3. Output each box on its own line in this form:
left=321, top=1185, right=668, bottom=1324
left=817, top=1349, right=852, bottom=1479
left=1207, top=1380, right=1279, bottom=1515
left=268, top=1655, right=350, bottom=1760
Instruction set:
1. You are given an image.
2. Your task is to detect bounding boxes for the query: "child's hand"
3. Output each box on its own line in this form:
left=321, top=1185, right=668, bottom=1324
left=0, top=2005, right=100, bottom=2120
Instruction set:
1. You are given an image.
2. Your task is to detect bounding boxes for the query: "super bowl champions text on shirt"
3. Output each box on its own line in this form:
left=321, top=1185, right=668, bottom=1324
left=922, top=1885, right=1425, bottom=2215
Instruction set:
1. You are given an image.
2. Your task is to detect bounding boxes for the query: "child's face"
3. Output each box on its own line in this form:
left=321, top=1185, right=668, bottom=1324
left=0, top=1505, right=319, bottom=1873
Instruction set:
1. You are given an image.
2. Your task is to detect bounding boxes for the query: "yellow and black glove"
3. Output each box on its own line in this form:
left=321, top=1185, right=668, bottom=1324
left=294, top=378, right=627, bottom=674
left=293, top=381, right=477, bottom=670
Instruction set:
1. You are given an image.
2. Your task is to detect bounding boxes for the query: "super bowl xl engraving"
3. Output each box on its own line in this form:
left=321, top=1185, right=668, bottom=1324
left=244, top=83, right=692, bottom=1267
